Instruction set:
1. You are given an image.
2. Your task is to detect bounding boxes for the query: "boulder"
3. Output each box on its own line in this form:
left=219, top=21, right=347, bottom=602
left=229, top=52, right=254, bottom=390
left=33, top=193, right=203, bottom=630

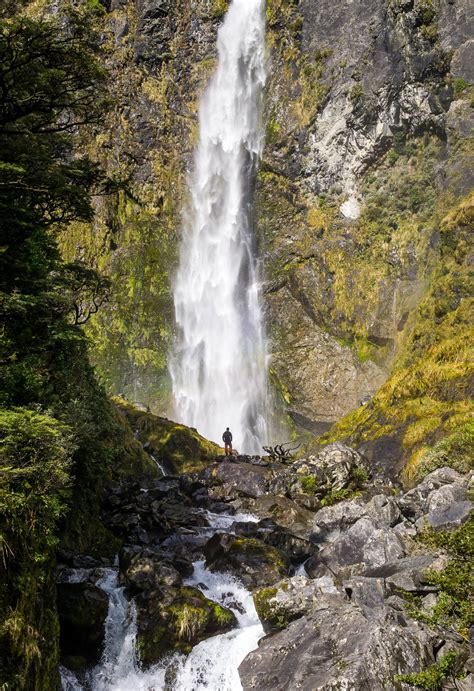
left=204, top=533, right=290, bottom=588
left=239, top=594, right=435, bottom=690
left=397, top=468, right=467, bottom=521
left=57, top=582, right=109, bottom=665
left=124, top=554, right=182, bottom=592
left=237, top=495, right=315, bottom=537
left=362, top=555, right=438, bottom=594
left=253, top=576, right=333, bottom=633
left=319, top=517, right=406, bottom=576
left=343, top=576, right=386, bottom=618
left=135, top=585, right=237, bottom=666
left=201, top=461, right=272, bottom=498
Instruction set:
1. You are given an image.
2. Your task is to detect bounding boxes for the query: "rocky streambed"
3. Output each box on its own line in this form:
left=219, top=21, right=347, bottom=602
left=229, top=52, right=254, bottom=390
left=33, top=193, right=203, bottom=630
left=58, top=444, right=473, bottom=690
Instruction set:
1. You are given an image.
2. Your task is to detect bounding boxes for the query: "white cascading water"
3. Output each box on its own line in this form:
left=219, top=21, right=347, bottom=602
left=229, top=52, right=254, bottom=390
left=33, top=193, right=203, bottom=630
left=170, top=0, right=269, bottom=454
left=60, top=513, right=264, bottom=691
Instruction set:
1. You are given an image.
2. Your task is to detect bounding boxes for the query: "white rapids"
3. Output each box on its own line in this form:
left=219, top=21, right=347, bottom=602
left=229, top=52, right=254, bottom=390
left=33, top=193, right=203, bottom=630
left=170, top=0, right=270, bottom=454
left=61, top=515, right=264, bottom=691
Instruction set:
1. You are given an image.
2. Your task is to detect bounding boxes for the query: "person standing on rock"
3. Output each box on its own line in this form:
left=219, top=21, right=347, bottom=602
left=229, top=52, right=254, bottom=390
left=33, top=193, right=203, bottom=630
left=222, top=427, right=233, bottom=456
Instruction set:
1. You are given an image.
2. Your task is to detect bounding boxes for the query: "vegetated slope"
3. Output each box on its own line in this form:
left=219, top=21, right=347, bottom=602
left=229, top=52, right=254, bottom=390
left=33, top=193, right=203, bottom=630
left=0, top=7, right=154, bottom=688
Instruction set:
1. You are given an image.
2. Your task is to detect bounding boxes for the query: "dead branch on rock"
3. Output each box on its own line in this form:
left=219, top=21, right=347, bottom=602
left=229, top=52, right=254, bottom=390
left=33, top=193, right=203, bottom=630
left=262, top=442, right=300, bottom=462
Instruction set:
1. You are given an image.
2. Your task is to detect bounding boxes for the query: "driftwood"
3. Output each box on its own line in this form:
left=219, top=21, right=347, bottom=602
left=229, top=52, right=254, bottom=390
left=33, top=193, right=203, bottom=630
left=262, top=442, right=300, bottom=462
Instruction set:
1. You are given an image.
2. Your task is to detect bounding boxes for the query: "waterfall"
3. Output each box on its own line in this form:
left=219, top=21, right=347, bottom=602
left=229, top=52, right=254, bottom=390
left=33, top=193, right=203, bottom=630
left=170, top=0, right=269, bottom=454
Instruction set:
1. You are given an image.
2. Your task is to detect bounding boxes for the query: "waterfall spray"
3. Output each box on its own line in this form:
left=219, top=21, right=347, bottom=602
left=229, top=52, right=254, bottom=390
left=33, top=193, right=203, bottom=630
left=170, top=0, right=269, bottom=453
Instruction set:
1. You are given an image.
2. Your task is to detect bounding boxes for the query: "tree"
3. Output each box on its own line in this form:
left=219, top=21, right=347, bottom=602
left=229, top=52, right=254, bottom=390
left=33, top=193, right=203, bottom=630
left=0, top=8, right=109, bottom=405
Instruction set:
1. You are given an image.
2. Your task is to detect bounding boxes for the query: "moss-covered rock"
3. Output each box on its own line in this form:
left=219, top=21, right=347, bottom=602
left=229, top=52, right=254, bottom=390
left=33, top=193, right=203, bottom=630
left=136, top=585, right=236, bottom=666
left=204, top=533, right=290, bottom=588
left=114, top=396, right=221, bottom=474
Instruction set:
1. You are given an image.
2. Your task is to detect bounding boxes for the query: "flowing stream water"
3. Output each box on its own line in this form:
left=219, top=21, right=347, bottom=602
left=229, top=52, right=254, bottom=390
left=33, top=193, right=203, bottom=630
left=170, top=0, right=269, bottom=454
left=60, top=513, right=264, bottom=691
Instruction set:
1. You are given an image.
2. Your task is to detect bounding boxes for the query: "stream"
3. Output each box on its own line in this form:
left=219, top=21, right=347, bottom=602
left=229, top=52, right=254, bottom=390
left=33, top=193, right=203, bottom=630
left=60, top=513, right=264, bottom=691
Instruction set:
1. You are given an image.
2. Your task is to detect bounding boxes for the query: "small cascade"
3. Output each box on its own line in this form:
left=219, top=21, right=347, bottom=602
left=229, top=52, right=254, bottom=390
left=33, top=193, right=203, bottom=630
left=61, top=514, right=264, bottom=691
left=150, top=453, right=167, bottom=477
left=172, top=561, right=264, bottom=690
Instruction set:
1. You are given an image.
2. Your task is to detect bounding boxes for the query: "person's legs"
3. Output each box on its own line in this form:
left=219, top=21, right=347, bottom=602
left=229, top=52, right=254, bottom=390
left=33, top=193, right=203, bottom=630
left=225, top=443, right=232, bottom=455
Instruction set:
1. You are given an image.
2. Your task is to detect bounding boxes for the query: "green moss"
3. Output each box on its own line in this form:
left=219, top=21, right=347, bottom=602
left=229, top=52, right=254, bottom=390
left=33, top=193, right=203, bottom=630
left=208, top=0, right=228, bottom=19
left=253, top=586, right=289, bottom=630
left=453, top=77, right=469, bottom=98
left=212, top=603, right=235, bottom=626
left=113, top=397, right=221, bottom=473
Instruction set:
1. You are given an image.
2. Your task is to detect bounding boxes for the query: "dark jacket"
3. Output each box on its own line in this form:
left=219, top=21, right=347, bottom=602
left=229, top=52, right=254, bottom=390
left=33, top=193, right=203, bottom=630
left=222, top=430, right=232, bottom=444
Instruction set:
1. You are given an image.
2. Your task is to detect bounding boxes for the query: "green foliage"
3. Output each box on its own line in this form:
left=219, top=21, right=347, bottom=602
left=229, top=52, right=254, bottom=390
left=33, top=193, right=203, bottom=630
left=0, top=409, right=73, bottom=546
left=395, top=651, right=460, bottom=690
left=453, top=77, right=468, bottom=98
left=0, top=409, right=72, bottom=688
left=300, top=475, right=317, bottom=493
left=407, top=520, right=474, bottom=640
left=0, top=8, right=148, bottom=687
left=350, top=83, right=363, bottom=100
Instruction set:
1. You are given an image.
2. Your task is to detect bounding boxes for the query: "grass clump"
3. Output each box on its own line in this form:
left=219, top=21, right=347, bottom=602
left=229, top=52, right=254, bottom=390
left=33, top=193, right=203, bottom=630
left=394, top=651, right=461, bottom=690
left=300, top=475, right=317, bottom=493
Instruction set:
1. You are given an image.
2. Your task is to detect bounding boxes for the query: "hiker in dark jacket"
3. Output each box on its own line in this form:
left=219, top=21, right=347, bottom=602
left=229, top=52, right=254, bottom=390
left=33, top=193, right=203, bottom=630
left=222, top=427, right=233, bottom=456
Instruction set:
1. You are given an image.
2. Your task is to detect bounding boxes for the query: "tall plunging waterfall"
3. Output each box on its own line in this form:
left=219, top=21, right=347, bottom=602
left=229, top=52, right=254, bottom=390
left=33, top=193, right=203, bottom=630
left=170, top=0, right=269, bottom=453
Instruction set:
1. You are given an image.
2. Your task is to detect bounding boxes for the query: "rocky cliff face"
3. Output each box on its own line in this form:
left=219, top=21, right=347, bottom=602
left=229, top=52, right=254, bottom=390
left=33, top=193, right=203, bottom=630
left=59, top=0, right=473, bottom=449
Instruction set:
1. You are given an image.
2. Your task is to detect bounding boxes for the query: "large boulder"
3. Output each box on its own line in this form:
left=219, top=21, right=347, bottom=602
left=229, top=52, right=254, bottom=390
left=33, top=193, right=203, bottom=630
left=253, top=576, right=327, bottom=633
left=239, top=594, right=435, bottom=690
left=204, top=533, right=290, bottom=589
left=57, top=582, right=109, bottom=665
left=123, top=553, right=182, bottom=592
left=317, top=517, right=406, bottom=576
left=361, top=555, right=440, bottom=595
left=397, top=468, right=469, bottom=521
left=236, top=495, right=315, bottom=537
left=135, top=585, right=237, bottom=666
left=200, top=461, right=272, bottom=499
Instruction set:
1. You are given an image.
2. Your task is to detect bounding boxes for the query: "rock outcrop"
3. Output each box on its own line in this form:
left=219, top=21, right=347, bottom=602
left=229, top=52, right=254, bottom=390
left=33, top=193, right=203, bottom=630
left=57, top=444, right=472, bottom=686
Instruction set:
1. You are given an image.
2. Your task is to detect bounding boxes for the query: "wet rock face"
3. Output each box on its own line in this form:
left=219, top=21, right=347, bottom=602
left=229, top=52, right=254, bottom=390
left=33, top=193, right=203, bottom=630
left=57, top=582, right=109, bottom=666
left=258, top=0, right=473, bottom=429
